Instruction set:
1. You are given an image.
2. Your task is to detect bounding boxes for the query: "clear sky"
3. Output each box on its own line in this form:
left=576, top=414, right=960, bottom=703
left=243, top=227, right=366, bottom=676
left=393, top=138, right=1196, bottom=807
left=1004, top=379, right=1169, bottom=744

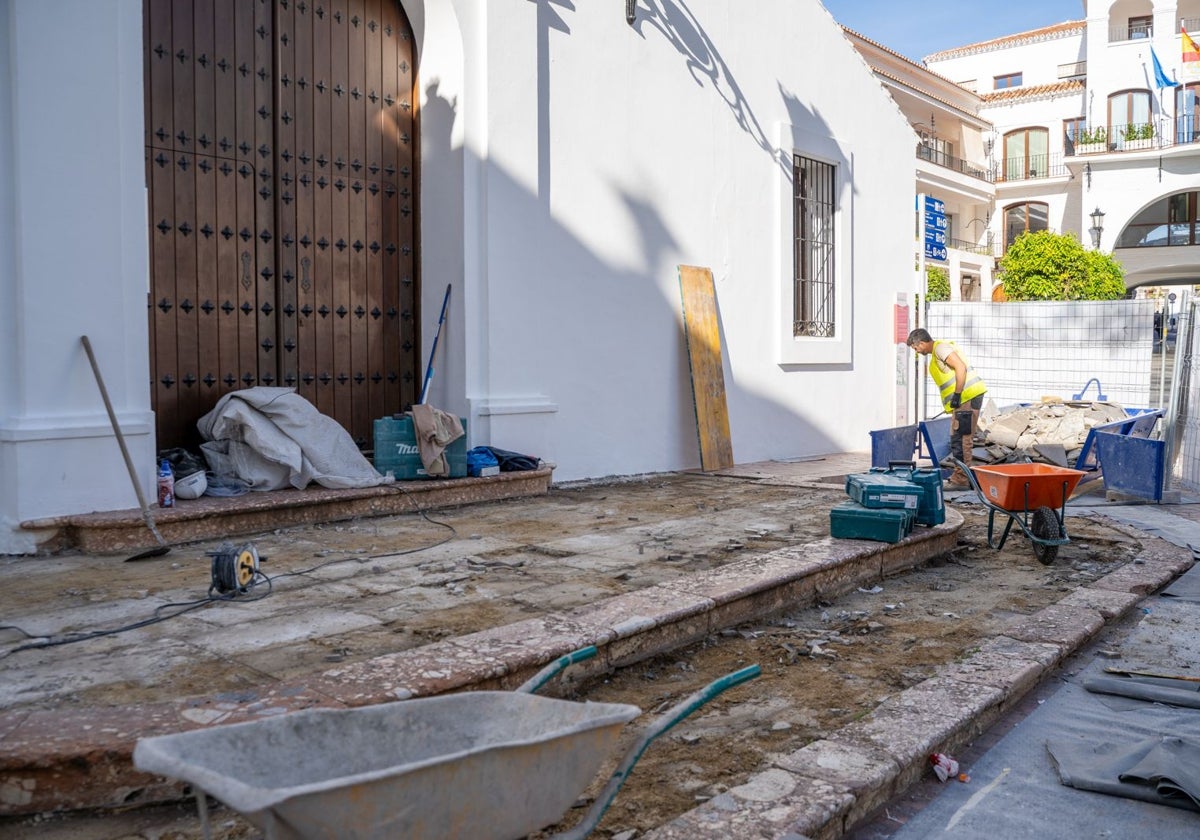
left=820, top=0, right=1087, bottom=64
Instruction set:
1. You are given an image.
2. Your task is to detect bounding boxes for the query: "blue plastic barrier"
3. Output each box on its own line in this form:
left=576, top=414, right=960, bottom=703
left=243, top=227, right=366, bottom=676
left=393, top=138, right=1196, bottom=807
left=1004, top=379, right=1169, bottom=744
left=869, top=424, right=919, bottom=469
left=918, top=417, right=953, bottom=474
left=1075, top=408, right=1163, bottom=476
left=1092, top=431, right=1165, bottom=501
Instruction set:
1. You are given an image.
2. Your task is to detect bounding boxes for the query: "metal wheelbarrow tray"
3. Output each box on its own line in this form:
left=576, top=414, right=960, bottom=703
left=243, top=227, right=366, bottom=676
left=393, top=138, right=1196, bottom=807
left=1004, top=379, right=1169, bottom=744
left=954, top=460, right=1086, bottom=566
left=133, top=647, right=758, bottom=840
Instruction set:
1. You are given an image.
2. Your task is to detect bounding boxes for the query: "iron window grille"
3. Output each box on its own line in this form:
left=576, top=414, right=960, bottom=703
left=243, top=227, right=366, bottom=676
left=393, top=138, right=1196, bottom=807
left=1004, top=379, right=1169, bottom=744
left=793, top=154, right=835, bottom=338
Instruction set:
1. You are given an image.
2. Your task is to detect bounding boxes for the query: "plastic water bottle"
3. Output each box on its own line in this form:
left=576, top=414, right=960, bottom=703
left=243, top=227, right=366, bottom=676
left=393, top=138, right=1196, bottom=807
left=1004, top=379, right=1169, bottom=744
left=157, top=459, right=175, bottom=508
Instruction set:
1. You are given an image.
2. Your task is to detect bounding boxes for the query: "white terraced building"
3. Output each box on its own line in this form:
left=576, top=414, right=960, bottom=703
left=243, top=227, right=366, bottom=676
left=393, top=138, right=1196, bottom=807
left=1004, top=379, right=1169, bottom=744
left=850, top=0, right=1200, bottom=301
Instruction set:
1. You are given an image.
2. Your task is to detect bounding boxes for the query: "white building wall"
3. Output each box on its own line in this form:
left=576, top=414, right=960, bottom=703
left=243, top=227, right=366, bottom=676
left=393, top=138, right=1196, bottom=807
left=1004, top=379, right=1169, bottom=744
left=927, top=29, right=1085, bottom=92
left=0, top=0, right=151, bottom=554
left=452, top=2, right=915, bottom=480
left=0, top=0, right=915, bottom=552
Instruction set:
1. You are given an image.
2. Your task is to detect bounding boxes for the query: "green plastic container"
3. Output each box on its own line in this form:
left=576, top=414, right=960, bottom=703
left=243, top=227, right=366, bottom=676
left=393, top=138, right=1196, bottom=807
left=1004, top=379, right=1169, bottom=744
left=868, top=463, right=945, bottom=527
left=829, top=500, right=914, bottom=543
left=845, top=472, right=922, bottom=512
left=373, top=414, right=468, bottom=480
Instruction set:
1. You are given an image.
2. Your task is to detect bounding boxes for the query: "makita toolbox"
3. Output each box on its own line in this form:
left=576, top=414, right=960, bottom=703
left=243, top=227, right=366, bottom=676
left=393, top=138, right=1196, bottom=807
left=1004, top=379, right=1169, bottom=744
left=868, top=461, right=945, bottom=527
left=829, top=500, right=914, bottom=543
left=845, top=470, right=923, bottom=513
left=373, top=414, right=468, bottom=480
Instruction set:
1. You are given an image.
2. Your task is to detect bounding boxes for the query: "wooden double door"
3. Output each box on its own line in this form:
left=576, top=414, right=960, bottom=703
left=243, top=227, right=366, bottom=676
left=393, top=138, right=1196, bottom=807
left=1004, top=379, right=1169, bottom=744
left=144, top=0, right=418, bottom=450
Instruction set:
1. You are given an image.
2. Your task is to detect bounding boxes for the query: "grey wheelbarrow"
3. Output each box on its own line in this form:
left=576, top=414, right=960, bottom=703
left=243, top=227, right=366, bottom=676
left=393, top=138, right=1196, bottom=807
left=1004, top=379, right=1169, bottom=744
left=133, top=646, right=760, bottom=840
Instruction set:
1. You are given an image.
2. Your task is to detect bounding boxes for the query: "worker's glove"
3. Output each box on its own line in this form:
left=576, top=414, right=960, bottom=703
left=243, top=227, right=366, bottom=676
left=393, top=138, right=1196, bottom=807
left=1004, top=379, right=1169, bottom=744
left=949, top=393, right=962, bottom=409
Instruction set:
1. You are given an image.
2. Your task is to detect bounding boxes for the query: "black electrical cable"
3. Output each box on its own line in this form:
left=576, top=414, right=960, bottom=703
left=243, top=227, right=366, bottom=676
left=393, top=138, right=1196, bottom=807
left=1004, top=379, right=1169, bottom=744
left=0, top=573, right=273, bottom=658
left=268, top=486, right=459, bottom=583
left=1, top=481, right=458, bottom=657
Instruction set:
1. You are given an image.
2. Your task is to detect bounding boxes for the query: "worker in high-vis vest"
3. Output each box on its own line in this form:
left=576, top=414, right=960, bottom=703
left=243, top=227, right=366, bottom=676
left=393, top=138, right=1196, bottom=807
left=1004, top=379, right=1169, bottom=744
left=906, top=328, right=988, bottom=488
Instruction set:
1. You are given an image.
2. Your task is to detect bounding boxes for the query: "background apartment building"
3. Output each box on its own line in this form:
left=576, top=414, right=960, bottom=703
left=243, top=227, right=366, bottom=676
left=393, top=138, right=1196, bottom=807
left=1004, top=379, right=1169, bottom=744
left=852, top=0, right=1200, bottom=302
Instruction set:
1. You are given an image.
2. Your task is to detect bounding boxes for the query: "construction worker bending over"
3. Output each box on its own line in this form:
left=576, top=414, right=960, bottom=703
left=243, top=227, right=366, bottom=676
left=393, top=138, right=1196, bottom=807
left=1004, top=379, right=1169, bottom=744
left=906, top=328, right=988, bottom=488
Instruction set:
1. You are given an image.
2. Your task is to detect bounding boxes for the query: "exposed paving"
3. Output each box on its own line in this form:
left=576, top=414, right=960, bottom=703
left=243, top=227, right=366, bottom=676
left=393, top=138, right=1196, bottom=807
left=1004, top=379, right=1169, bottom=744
left=0, top=454, right=1195, bottom=839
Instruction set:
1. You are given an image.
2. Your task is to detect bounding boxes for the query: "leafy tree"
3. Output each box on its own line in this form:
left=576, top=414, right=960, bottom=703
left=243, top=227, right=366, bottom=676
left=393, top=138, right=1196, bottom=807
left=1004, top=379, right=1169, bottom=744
left=925, top=265, right=950, bottom=301
left=998, top=230, right=1126, bottom=301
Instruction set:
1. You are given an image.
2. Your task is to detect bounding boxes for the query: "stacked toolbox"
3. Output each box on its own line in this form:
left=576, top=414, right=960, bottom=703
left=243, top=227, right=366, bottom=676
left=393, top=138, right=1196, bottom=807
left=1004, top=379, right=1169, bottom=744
left=830, top=462, right=943, bottom=543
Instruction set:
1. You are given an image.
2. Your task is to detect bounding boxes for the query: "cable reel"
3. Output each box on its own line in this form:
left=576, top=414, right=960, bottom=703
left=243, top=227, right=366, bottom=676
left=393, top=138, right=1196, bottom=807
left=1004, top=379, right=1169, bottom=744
left=208, top=542, right=261, bottom=595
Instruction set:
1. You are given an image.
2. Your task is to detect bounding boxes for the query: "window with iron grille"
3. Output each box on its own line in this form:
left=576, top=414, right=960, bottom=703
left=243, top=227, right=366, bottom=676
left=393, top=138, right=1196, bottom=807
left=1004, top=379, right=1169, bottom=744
left=793, top=154, right=835, bottom=337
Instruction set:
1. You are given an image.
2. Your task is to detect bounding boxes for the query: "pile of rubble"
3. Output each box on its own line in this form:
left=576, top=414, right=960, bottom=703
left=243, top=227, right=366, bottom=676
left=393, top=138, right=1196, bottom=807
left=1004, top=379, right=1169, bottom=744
left=971, top=399, right=1135, bottom=468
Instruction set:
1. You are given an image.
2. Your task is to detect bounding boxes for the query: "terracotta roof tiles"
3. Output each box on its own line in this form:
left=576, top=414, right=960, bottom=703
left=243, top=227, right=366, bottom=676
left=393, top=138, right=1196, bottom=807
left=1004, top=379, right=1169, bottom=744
left=926, top=20, right=1085, bottom=62
left=981, top=79, right=1085, bottom=103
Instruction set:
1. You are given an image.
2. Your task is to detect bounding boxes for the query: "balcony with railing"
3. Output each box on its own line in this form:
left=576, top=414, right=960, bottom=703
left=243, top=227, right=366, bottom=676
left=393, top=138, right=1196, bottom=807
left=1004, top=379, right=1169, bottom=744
left=1066, top=121, right=1200, bottom=155
left=1057, top=60, right=1086, bottom=80
left=947, top=236, right=999, bottom=257
left=994, top=152, right=1068, bottom=183
left=916, top=143, right=993, bottom=182
left=1109, top=21, right=1152, bottom=42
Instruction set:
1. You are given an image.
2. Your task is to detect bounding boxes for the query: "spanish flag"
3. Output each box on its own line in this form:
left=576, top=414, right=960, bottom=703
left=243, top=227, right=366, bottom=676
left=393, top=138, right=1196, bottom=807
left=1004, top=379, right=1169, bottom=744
left=1184, top=23, right=1200, bottom=80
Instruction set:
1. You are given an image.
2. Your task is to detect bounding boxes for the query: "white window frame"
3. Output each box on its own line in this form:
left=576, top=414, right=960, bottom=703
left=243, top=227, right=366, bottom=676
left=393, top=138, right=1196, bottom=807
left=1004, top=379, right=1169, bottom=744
left=777, top=122, right=852, bottom=365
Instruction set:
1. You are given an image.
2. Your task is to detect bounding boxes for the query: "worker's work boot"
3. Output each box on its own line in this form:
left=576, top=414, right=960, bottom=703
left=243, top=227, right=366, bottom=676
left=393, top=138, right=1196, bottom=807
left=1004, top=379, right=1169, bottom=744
left=949, top=447, right=972, bottom=488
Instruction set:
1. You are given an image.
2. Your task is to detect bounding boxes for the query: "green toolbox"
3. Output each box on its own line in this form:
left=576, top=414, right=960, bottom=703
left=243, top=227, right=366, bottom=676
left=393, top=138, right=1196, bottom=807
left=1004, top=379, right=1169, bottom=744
left=868, top=462, right=945, bottom=527
left=829, top=500, right=915, bottom=543
left=845, top=471, right=923, bottom=514
left=373, top=414, right=468, bottom=479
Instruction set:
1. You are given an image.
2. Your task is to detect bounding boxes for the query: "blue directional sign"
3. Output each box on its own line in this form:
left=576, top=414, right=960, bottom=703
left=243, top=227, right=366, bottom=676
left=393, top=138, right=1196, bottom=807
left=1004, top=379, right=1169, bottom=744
left=923, top=195, right=947, bottom=262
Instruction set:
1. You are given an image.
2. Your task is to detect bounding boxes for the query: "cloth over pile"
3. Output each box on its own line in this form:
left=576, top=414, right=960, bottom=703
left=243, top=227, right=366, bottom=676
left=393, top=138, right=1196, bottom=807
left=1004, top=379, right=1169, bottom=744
left=409, top=403, right=465, bottom=478
left=198, top=387, right=393, bottom=491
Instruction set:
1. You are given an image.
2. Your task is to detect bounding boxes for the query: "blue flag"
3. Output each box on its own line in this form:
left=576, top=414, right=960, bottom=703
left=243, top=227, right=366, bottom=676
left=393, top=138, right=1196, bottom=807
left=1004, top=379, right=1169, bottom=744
left=1153, top=46, right=1180, bottom=89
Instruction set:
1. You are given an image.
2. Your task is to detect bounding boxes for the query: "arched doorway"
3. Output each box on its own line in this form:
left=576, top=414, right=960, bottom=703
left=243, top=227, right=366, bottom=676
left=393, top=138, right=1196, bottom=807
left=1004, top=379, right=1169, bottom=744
left=143, top=0, right=419, bottom=449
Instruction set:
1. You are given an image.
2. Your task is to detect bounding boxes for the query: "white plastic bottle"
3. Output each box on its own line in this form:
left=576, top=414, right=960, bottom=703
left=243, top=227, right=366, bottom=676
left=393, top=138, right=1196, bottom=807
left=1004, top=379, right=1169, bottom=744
left=157, top=459, right=175, bottom=508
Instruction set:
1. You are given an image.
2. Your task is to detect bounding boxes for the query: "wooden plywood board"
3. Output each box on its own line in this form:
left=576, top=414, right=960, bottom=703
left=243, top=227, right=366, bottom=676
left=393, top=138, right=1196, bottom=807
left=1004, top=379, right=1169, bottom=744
left=678, top=265, right=734, bottom=471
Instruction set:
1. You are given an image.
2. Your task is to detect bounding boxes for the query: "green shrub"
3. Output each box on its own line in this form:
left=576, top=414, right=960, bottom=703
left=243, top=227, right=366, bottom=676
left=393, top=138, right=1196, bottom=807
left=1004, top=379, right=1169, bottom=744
left=998, top=230, right=1126, bottom=300
left=925, top=265, right=950, bottom=301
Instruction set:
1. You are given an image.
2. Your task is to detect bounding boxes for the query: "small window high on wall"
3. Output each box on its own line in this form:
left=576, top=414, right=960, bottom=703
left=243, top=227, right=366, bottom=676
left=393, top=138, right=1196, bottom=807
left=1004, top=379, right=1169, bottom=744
left=1004, top=202, right=1048, bottom=251
left=793, top=154, right=836, bottom=338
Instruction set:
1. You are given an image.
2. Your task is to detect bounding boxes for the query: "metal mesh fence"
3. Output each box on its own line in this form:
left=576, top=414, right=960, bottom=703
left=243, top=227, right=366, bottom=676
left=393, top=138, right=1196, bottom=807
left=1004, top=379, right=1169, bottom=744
left=921, top=301, right=1155, bottom=417
left=1171, top=299, right=1200, bottom=493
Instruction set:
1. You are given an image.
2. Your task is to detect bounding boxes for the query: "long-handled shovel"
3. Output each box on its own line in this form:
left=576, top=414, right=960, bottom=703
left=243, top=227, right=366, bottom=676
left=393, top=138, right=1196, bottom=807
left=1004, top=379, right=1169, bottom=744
left=80, top=336, right=170, bottom=561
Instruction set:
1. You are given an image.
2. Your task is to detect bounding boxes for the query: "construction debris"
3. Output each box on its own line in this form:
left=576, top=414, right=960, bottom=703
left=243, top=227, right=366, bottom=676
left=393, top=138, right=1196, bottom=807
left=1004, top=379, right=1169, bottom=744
left=972, top=399, right=1135, bottom=468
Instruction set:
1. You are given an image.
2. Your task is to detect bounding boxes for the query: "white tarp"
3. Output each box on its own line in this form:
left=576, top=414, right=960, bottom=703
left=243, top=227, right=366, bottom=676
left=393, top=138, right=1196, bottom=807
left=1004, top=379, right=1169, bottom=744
left=198, top=387, right=392, bottom=491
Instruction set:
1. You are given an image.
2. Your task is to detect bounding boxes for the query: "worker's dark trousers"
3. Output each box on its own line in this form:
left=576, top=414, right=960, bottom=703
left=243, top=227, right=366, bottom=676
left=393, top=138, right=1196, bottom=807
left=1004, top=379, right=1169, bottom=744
left=950, top=395, right=985, bottom=462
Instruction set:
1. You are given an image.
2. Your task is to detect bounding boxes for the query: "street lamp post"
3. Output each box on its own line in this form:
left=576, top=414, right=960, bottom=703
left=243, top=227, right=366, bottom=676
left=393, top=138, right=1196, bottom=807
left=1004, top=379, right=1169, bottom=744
left=1088, top=207, right=1105, bottom=249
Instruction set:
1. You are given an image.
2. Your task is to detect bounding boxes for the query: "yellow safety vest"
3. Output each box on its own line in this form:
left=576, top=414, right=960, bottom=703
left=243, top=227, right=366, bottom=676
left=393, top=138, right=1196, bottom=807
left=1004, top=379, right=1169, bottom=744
left=929, top=340, right=987, bottom=412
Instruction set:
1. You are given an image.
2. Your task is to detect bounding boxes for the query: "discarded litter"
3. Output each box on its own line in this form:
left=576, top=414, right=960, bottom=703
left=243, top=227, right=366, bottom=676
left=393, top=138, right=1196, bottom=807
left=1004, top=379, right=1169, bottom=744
left=857, top=585, right=884, bottom=594
left=930, top=752, right=960, bottom=782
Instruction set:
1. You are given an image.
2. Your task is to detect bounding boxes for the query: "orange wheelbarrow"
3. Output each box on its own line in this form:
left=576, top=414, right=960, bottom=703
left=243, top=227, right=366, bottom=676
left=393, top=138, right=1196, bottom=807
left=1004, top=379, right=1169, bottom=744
left=952, top=460, right=1086, bottom=565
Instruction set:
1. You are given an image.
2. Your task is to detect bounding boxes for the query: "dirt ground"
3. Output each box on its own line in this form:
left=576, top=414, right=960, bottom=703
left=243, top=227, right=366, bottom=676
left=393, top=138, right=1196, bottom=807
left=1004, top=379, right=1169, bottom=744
left=0, top=476, right=1145, bottom=839
left=533, top=508, right=1142, bottom=838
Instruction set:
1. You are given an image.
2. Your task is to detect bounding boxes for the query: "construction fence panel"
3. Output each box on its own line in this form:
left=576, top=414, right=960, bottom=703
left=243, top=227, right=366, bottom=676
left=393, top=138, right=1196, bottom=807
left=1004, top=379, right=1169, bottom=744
left=1172, top=300, right=1200, bottom=494
left=923, top=301, right=1155, bottom=418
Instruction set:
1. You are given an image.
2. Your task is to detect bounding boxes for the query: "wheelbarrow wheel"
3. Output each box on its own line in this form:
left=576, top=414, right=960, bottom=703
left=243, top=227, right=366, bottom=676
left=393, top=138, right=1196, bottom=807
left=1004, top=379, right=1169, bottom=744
left=1030, top=506, right=1061, bottom=566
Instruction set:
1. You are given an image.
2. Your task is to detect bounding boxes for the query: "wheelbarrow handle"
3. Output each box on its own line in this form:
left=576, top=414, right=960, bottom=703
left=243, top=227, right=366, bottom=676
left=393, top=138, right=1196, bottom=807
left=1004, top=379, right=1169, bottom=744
left=550, top=664, right=762, bottom=840
left=517, top=645, right=598, bottom=694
